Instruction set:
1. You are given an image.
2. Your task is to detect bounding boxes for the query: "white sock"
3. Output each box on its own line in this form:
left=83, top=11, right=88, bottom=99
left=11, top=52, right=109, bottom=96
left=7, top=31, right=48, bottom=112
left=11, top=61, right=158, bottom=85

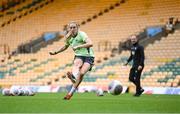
left=69, top=86, right=76, bottom=95
left=72, top=70, right=79, bottom=79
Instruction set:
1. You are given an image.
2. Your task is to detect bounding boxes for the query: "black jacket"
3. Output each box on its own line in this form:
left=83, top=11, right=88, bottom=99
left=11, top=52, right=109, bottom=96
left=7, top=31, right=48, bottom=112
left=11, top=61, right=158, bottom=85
left=127, top=43, right=145, bottom=68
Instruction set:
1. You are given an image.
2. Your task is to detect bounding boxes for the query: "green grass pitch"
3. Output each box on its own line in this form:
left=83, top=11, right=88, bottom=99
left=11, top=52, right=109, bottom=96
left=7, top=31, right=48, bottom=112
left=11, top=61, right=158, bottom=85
left=0, top=93, right=179, bottom=113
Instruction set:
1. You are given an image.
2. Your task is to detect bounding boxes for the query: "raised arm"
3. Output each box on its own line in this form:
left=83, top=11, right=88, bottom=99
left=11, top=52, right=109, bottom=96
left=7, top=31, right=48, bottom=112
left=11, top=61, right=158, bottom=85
left=73, top=37, right=93, bottom=50
left=49, top=44, right=69, bottom=55
left=49, top=30, right=72, bottom=55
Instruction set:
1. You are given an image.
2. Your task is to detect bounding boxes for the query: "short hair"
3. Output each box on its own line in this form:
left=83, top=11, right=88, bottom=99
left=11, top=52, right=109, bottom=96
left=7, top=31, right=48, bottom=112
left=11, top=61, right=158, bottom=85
left=129, top=34, right=137, bottom=39
left=130, top=34, right=139, bottom=41
left=130, top=34, right=137, bottom=38
left=68, top=21, right=80, bottom=28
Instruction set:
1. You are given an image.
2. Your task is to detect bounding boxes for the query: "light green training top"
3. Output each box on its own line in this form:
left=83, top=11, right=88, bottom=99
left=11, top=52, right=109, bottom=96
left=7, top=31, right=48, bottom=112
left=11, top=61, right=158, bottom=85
left=65, top=31, right=95, bottom=57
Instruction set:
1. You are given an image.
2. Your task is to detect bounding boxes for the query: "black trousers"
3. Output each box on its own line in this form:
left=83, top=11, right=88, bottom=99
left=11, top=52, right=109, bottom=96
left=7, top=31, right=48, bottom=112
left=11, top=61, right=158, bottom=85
left=129, top=67, right=143, bottom=93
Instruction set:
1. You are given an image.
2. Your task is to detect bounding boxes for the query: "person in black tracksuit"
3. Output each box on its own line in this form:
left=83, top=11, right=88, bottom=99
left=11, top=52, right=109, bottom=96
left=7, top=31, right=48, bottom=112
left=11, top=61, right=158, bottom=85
left=124, top=35, right=145, bottom=96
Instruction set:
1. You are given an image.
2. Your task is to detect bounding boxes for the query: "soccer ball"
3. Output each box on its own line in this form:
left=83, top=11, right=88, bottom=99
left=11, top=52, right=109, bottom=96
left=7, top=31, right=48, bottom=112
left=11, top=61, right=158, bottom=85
left=28, top=89, right=35, bottom=96
left=10, top=87, right=20, bottom=96
left=2, top=88, right=11, bottom=96
left=23, top=88, right=35, bottom=96
left=108, top=80, right=123, bottom=95
left=23, top=89, right=30, bottom=96
left=18, top=88, right=25, bottom=96
left=3, top=86, right=36, bottom=96
left=96, top=88, right=104, bottom=96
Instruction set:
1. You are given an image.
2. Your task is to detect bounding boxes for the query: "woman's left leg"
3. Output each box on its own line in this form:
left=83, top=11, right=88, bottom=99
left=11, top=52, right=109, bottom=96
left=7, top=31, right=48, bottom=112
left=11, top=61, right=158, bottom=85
left=64, top=62, right=91, bottom=100
left=74, top=62, right=91, bottom=88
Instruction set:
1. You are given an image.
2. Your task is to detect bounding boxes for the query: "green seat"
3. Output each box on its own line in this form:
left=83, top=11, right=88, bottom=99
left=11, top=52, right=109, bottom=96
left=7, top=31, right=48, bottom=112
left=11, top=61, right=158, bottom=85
left=0, top=72, right=5, bottom=79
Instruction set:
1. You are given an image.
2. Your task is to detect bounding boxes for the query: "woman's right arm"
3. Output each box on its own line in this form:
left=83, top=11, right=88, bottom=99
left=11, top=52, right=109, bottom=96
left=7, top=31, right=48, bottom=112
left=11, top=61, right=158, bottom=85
left=49, top=44, right=69, bottom=55
left=49, top=29, right=73, bottom=55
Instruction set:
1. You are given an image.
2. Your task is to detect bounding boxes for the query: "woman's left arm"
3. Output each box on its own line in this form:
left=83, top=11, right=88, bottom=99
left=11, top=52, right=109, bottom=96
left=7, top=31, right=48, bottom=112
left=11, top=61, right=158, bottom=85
left=73, top=37, right=93, bottom=50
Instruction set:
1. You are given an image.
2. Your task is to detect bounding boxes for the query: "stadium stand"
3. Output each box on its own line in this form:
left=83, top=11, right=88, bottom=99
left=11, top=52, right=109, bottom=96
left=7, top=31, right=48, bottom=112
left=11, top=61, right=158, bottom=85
left=0, top=0, right=180, bottom=89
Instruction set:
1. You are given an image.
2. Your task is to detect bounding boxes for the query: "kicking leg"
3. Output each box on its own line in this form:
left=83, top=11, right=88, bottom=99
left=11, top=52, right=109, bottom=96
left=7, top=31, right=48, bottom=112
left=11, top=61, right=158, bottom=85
left=74, top=62, right=91, bottom=88
left=64, top=62, right=91, bottom=100
left=64, top=58, right=83, bottom=100
left=67, top=58, right=83, bottom=83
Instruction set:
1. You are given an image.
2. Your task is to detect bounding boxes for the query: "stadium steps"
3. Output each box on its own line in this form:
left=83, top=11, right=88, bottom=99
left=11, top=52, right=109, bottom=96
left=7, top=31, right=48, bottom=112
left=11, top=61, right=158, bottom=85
left=157, top=59, right=180, bottom=83
left=29, top=62, right=72, bottom=82
left=141, top=58, right=180, bottom=86
left=1, top=0, right=180, bottom=87
left=0, top=0, right=120, bottom=52
left=0, top=0, right=53, bottom=27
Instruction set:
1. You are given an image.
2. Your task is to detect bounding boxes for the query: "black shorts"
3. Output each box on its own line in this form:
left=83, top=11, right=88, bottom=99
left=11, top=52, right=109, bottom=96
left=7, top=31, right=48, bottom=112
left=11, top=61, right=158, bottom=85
left=74, top=55, right=95, bottom=71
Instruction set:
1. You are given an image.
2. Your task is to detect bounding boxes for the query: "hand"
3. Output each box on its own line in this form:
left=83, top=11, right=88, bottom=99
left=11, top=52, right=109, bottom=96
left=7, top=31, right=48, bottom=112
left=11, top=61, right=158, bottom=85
left=73, top=46, right=80, bottom=51
left=66, top=30, right=73, bottom=38
left=138, top=66, right=143, bottom=70
left=49, top=51, right=57, bottom=55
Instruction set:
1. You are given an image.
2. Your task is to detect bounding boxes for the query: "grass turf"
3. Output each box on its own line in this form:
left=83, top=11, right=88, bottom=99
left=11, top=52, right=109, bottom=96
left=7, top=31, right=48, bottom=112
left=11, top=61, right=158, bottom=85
left=0, top=93, right=179, bottom=113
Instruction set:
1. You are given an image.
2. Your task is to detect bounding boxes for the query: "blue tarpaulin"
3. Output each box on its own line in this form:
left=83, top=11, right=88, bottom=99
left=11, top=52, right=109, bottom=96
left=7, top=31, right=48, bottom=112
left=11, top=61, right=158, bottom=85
left=43, top=33, right=56, bottom=42
left=146, top=26, right=162, bottom=37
